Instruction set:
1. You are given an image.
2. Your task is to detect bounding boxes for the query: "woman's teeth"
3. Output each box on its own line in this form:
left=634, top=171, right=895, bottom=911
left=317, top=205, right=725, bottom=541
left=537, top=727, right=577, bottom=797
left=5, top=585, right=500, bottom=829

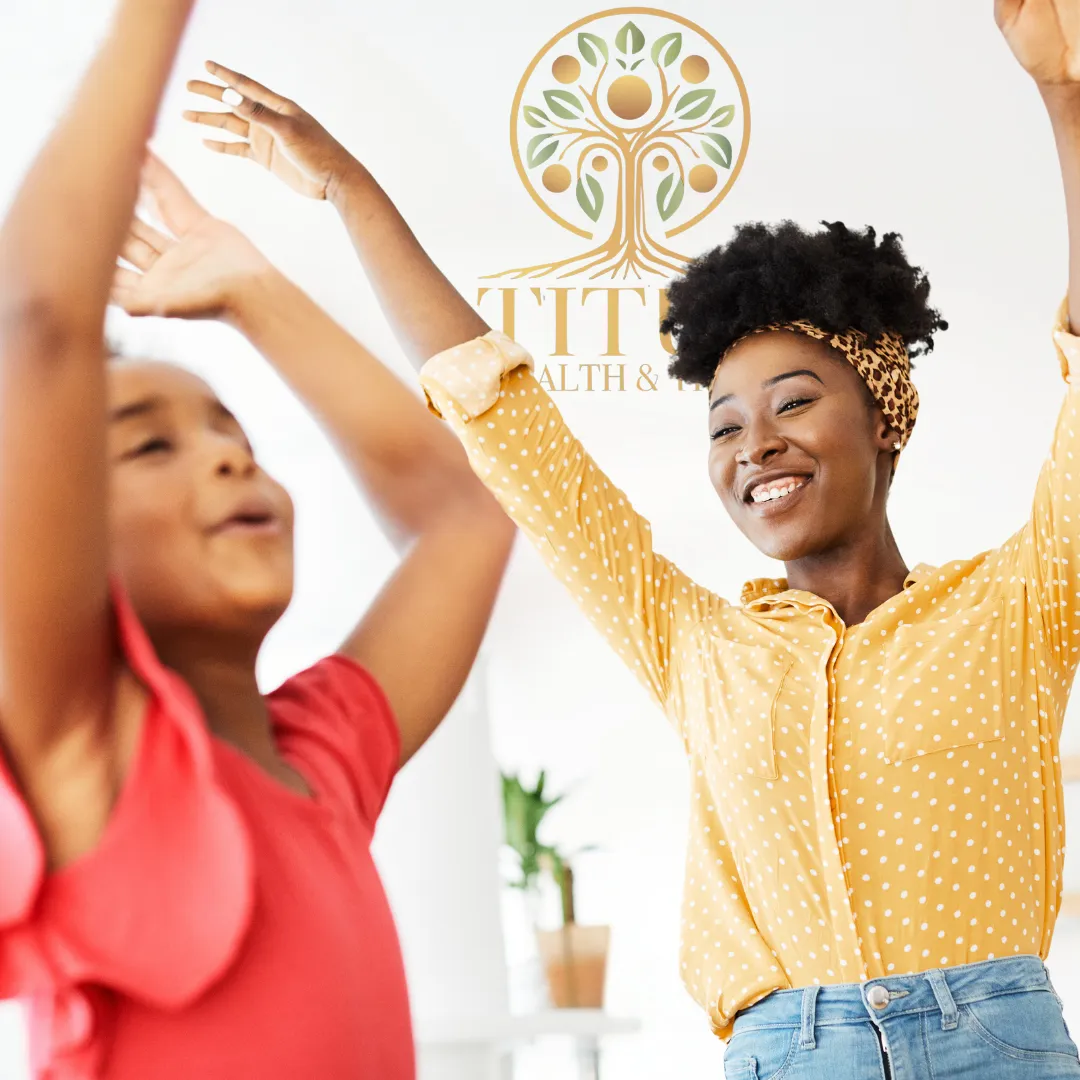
left=750, top=478, right=807, bottom=504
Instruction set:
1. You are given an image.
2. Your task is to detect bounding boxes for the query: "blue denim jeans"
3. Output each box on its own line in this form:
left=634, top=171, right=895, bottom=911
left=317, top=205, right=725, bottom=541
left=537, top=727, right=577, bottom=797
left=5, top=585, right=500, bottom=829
left=723, top=956, right=1080, bottom=1079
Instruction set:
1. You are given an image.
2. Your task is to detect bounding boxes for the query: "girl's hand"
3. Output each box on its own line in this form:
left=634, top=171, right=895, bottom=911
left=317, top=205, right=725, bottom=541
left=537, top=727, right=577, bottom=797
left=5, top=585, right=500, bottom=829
left=996, top=0, right=1080, bottom=86
left=111, top=153, right=272, bottom=320
left=184, top=61, right=358, bottom=200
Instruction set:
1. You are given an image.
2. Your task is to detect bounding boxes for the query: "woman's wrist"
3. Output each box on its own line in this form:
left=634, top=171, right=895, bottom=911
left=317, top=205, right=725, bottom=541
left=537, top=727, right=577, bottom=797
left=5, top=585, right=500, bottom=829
left=1040, top=80, right=1080, bottom=127
left=326, top=159, right=380, bottom=216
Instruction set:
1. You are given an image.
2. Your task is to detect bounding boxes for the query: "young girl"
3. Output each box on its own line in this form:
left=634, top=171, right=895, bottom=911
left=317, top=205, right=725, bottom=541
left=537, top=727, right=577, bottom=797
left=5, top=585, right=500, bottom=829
left=0, top=3, right=514, bottom=1078
left=184, top=2, right=1080, bottom=1076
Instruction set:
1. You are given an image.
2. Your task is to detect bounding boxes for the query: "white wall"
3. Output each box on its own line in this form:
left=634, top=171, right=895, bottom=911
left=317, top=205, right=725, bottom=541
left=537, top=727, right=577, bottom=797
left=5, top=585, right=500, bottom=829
left=1, top=1, right=1079, bottom=1078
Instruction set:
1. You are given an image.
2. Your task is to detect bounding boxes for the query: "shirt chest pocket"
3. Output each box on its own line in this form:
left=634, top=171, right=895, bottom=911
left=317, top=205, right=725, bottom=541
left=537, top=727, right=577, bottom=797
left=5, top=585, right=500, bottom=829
left=702, top=639, right=793, bottom=780
left=878, top=599, right=1007, bottom=765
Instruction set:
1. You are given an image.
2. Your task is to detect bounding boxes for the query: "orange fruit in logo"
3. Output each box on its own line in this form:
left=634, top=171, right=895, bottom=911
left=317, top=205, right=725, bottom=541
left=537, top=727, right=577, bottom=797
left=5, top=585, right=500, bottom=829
left=542, top=164, right=572, bottom=192
left=552, top=55, right=581, bottom=84
left=689, top=164, right=717, bottom=192
left=592, top=155, right=608, bottom=171
left=681, top=55, right=710, bottom=83
left=653, top=154, right=670, bottom=171
left=607, top=75, right=652, bottom=120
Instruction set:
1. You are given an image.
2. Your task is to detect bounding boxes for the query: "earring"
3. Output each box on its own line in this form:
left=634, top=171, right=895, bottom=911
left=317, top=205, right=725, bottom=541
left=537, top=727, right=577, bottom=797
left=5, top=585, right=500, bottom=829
left=892, top=441, right=902, bottom=452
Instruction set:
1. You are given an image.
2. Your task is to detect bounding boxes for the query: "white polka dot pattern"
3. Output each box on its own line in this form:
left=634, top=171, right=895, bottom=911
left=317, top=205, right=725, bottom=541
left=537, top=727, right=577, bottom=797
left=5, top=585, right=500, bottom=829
left=419, top=314, right=1078, bottom=1041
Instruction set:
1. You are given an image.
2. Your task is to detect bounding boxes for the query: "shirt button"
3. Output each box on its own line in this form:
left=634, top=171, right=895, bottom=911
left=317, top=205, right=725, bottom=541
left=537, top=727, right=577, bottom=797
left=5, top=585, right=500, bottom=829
left=867, top=985, right=890, bottom=1010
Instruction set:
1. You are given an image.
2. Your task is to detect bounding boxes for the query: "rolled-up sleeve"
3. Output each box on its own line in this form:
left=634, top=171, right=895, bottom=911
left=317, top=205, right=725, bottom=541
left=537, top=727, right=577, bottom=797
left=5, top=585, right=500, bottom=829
left=420, top=331, right=724, bottom=719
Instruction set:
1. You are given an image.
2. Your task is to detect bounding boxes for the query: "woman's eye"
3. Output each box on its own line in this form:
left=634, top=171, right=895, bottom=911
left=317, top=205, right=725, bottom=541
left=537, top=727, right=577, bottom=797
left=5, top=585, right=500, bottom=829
left=710, top=425, right=738, bottom=442
left=778, top=396, right=814, bottom=414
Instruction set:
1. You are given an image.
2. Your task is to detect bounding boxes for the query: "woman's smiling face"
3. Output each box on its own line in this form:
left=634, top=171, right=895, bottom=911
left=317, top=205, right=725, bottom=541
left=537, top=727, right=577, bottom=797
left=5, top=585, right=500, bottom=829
left=707, top=330, right=898, bottom=562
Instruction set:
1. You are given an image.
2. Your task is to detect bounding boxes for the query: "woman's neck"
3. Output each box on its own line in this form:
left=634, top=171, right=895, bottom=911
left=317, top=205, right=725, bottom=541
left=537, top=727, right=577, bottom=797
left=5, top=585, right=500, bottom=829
left=784, top=522, right=909, bottom=626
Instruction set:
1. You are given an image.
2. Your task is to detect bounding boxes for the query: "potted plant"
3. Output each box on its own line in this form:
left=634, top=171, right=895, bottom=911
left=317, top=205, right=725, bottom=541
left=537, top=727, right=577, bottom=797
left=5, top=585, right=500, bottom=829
left=500, top=771, right=610, bottom=1010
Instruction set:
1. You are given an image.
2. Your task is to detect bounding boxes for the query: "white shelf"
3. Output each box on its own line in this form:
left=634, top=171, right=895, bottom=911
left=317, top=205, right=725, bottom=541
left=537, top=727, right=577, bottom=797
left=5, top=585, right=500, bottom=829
left=416, top=1011, right=641, bottom=1047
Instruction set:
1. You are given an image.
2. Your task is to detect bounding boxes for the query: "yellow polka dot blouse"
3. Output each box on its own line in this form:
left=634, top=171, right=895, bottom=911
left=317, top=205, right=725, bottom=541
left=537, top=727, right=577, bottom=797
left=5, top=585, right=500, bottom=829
left=419, top=302, right=1078, bottom=1039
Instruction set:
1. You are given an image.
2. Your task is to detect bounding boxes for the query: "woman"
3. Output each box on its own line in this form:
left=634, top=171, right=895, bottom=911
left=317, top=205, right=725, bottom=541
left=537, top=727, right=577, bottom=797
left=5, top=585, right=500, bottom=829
left=185, top=2, right=1080, bottom=1077
left=0, top=2, right=514, bottom=1077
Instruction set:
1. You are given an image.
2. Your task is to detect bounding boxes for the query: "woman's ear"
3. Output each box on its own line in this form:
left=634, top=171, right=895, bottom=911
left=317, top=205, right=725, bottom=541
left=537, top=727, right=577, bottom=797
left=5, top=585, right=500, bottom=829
left=873, top=414, right=901, bottom=453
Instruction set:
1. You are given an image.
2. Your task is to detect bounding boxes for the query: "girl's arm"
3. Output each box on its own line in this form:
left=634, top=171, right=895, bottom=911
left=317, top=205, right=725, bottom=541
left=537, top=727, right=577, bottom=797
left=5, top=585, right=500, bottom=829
left=183, top=68, right=725, bottom=724
left=0, top=0, right=195, bottom=867
left=113, top=158, right=515, bottom=766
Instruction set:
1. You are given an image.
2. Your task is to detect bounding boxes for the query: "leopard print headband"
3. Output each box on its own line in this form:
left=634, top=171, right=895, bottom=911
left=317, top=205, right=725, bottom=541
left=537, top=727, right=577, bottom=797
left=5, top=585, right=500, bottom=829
left=717, top=321, right=918, bottom=450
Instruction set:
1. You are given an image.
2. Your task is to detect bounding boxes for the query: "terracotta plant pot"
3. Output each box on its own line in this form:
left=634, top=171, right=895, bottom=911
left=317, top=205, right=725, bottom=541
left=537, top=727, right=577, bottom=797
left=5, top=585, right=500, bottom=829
left=536, top=923, right=610, bottom=1008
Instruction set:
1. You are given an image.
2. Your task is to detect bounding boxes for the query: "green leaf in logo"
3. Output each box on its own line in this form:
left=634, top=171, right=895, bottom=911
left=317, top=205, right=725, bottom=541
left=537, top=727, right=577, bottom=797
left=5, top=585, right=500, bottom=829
left=615, top=20, right=645, bottom=55
left=656, top=173, right=685, bottom=222
left=577, top=32, right=609, bottom=67
left=700, top=132, right=733, bottom=168
left=674, top=88, right=716, bottom=120
left=576, top=174, right=604, bottom=222
left=650, top=31, right=682, bottom=67
left=523, top=105, right=549, bottom=128
left=526, top=132, right=560, bottom=168
left=710, top=105, right=735, bottom=128
left=543, top=88, right=584, bottom=120
left=630, top=58, right=644, bottom=70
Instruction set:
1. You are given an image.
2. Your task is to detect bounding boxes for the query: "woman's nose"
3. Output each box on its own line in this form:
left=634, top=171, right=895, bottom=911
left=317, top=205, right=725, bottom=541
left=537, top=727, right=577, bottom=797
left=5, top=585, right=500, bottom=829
left=737, top=426, right=787, bottom=467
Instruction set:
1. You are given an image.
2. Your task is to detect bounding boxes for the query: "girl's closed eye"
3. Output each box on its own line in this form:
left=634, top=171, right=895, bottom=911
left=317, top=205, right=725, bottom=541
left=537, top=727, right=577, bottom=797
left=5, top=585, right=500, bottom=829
left=778, top=395, right=816, bottom=414
left=125, top=436, right=173, bottom=460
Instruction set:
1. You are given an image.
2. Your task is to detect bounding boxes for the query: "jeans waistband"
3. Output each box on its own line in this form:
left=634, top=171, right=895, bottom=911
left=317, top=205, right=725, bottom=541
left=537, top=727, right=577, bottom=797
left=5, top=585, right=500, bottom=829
left=731, top=956, right=1053, bottom=1039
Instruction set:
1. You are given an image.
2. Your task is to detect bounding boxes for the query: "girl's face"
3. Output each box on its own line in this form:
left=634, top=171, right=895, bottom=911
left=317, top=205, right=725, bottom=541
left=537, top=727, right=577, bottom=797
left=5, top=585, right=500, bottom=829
left=106, top=361, right=294, bottom=642
left=707, top=330, right=896, bottom=562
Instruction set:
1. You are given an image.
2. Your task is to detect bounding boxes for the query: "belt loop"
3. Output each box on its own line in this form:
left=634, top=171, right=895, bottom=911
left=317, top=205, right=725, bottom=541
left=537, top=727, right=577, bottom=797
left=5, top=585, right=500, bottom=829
left=926, top=969, right=959, bottom=1031
left=800, top=985, right=821, bottom=1050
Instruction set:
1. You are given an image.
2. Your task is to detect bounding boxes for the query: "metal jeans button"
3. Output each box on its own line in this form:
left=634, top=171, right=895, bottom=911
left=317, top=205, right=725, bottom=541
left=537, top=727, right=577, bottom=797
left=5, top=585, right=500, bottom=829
left=867, top=984, right=890, bottom=1010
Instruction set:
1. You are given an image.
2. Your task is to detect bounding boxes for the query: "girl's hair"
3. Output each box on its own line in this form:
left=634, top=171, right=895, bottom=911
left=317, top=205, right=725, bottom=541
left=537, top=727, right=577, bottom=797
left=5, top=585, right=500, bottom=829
left=660, top=220, right=948, bottom=386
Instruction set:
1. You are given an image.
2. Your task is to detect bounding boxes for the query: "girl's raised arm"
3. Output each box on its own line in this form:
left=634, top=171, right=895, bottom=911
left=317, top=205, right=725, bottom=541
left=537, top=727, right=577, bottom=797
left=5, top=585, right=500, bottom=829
left=0, top=0, right=195, bottom=866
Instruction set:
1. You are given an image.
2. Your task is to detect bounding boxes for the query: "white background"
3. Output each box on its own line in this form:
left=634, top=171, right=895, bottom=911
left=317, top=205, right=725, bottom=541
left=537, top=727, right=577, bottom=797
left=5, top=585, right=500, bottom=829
left=1, top=1, right=1079, bottom=1077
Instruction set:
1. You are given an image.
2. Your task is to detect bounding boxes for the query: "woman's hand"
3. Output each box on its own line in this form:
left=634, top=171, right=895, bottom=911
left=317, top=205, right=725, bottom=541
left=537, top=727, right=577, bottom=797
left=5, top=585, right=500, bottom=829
left=996, top=0, right=1080, bottom=86
left=111, top=153, right=272, bottom=321
left=184, top=61, right=359, bottom=200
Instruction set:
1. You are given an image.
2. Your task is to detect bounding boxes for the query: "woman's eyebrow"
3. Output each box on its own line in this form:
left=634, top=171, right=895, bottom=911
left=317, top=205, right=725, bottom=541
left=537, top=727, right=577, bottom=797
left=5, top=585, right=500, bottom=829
left=710, top=368, right=825, bottom=411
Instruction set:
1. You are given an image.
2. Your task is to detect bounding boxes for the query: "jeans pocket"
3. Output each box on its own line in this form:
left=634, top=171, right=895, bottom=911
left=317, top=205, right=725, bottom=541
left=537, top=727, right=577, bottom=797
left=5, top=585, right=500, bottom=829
left=723, top=1026, right=797, bottom=1080
left=961, top=989, right=1080, bottom=1063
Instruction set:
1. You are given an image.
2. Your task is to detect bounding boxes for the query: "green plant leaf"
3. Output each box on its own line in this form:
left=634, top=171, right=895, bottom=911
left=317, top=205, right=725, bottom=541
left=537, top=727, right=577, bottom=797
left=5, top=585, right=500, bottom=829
left=575, top=174, right=604, bottom=222
left=630, top=58, right=644, bottom=70
left=616, top=57, right=626, bottom=70
left=674, top=88, right=715, bottom=120
left=523, top=105, right=549, bottom=128
left=615, top=20, right=645, bottom=55
left=543, top=88, right=584, bottom=120
left=701, top=132, right=733, bottom=168
left=526, top=132, right=560, bottom=167
left=578, top=31, right=609, bottom=67
left=656, top=174, right=684, bottom=221
left=710, top=104, right=735, bottom=127
left=650, top=31, right=682, bottom=67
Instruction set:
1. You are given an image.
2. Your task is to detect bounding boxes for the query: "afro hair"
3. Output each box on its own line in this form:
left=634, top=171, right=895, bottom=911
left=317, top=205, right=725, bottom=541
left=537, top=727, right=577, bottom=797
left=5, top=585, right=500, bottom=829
left=660, top=220, right=948, bottom=387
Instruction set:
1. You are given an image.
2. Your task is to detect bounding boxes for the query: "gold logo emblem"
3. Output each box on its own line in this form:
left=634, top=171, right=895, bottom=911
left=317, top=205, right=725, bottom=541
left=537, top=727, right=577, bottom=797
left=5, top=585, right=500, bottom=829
left=490, top=7, right=750, bottom=281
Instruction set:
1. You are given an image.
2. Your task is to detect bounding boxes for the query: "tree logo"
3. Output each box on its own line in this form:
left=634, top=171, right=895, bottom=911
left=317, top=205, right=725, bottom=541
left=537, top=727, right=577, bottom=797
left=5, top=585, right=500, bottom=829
left=490, top=8, right=750, bottom=281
